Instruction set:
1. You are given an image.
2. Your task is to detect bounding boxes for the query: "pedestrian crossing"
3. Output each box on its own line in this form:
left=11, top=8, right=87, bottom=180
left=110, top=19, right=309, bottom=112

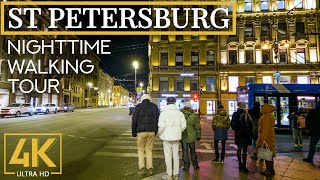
left=93, top=128, right=239, bottom=159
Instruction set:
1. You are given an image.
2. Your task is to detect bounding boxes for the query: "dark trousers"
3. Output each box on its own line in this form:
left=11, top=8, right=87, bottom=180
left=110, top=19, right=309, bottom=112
left=181, top=142, right=198, bottom=168
left=214, top=140, right=226, bottom=161
left=307, top=136, right=320, bottom=161
left=237, top=144, right=248, bottom=168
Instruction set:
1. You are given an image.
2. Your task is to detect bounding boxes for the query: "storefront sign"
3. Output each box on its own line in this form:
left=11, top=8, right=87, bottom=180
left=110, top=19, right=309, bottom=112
left=161, top=94, right=178, bottom=97
left=180, top=73, right=194, bottom=77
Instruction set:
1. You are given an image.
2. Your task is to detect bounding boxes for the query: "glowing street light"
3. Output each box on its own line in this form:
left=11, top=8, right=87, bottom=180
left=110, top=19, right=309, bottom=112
left=139, top=82, right=143, bottom=88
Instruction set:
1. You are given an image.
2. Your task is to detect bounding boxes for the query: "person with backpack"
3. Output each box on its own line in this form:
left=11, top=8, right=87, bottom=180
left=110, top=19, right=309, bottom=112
left=287, top=111, right=300, bottom=148
left=231, top=102, right=253, bottom=173
left=254, top=104, right=276, bottom=176
left=212, top=105, right=230, bottom=163
left=180, top=101, right=201, bottom=171
left=248, top=101, right=261, bottom=159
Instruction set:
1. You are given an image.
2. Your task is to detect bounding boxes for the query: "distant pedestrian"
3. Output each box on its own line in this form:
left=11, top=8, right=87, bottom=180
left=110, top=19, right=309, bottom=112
left=158, top=97, right=186, bottom=180
left=287, top=111, right=300, bottom=147
left=303, top=101, right=320, bottom=167
left=248, top=101, right=261, bottom=159
left=212, top=105, right=230, bottom=163
left=180, top=101, right=201, bottom=171
left=132, top=94, right=160, bottom=176
left=254, top=104, right=276, bottom=176
left=231, top=102, right=253, bottom=173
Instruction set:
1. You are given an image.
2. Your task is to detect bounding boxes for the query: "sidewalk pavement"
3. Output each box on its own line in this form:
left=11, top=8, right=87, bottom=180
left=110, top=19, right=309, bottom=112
left=143, top=155, right=320, bottom=180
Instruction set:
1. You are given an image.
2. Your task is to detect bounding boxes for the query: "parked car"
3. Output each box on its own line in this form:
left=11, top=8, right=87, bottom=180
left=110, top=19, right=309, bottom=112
left=58, top=104, right=75, bottom=112
left=34, top=104, right=58, bottom=114
left=0, top=103, right=34, bottom=118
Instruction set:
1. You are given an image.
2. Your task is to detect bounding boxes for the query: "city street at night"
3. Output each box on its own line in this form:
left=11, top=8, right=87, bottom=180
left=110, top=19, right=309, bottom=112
left=0, top=108, right=319, bottom=180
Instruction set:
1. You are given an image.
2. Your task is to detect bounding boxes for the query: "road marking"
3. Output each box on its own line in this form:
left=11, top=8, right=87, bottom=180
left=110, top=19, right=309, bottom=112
left=200, top=143, right=212, bottom=150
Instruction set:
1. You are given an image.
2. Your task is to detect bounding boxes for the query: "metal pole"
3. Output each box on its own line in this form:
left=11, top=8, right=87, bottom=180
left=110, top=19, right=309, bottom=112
left=88, top=87, right=90, bottom=107
left=134, top=68, right=137, bottom=103
left=198, top=57, right=200, bottom=117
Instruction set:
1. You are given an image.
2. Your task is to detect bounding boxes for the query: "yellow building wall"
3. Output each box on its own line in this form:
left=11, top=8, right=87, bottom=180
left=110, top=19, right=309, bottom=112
left=184, top=78, right=190, bottom=91
left=169, top=77, right=174, bottom=91
left=168, top=45, right=175, bottom=66
left=153, top=77, right=159, bottom=91
left=200, top=100, right=206, bottom=115
left=152, top=46, right=159, bottom=66
left=184, top=44, right=191, bottom=66
left=200, top=77, right=206, bottom=91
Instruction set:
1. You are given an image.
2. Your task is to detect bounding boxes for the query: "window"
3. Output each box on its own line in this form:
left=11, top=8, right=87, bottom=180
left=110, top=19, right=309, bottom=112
left=191, top=51, right=199, bottom=66
left=244, top=0, right=252, bottom=12
left=263, top=76, right=273, bottom=84
left=245, top=24, right=253, bottom=37
left=176, top=28, right=183, bottom=41
left=261, top=0, right=268, bottom=11
left=190, top=78, right=198, bottom=91
left=207, top=35, right=215, bottom=39
left=279, top=49, right=288, bottom=64
left=159, top=77, right=169, bottom=91
left=228, top=76, right=239, bottom=92
left=175, top=52, right=183, bottom=66
left=206, top=51, right=215, bottom=65
left=229, top=50, right=237, bottom=64
left=245, top=50, right=254, bottom=64
left=245, top=76, right=256, bottom=85
left=278, top=22, right=287, bottom=35
left=277, top=0, right=285, bottom=10
left=191, top=35, right=199, bottom=40
left=161, top=35, right=168, bottom=41
left=261, top=23, right=270, bottom=36
left=279, top=76, right=290, bottom=84
left=297, top=48, right=306, bottom=64
left=175, top=78, right=184, bottom=91
left=296, top=22, right=304, bottom=35
left=160, top=52, right=168, bottom=66
left=262, top=49, right=270, bottom=64
left=297, top=76, right=310, bottom=84
left=206, top=77, right=216, bottom=92
left=294, top=0, right=303, bottom=9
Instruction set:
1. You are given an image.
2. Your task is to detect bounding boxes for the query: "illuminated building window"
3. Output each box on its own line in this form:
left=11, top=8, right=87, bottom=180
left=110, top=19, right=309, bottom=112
left=229, top=50, right=237, bottom=64
left=160, top=52, right=168, bottom=66
left=206, top=51, right=215, bottom=65
left=244, top=0, right=252, bottom=12
left=279, top=76, right=290, bottom=84
left=245, top=76, right=256, bottom=85
left=296, top=48, right=306, bottom=64
left=277, top=0, right=285, bottom=10
left=279, top=49, right=288, bottom=64
left=262, top=49, right=270, bottom=64
left=160, top=77, right=169, bottom=91
left=175, top=52, right=183, bottom=66
left=294, top=0, right=303, bottom=9
left=206, top=77, right=216, bottom=92
left=245, top=50, right=254, bottom=64
left=228, top=76, right=239, bottom=92
left=260, top=0, right=268, bottom=11
left=297, top=76, right=310, bottom=84
left=263, top=76, right=273, bottom=84
left=191, top=51, right=199, bottom=66
left=245, top=24, right=253, bottom=37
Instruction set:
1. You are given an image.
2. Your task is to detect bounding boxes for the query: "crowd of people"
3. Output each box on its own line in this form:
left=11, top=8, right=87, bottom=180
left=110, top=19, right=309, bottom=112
left=131, top=94, right=320, bottom=179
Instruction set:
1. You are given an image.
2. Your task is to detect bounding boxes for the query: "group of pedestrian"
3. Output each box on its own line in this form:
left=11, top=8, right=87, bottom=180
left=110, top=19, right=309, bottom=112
left=132, top=95, right=201, bottom=180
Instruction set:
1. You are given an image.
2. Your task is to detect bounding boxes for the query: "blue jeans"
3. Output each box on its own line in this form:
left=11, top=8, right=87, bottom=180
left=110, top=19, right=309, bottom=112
left=307, top=136, right=320, bottom=162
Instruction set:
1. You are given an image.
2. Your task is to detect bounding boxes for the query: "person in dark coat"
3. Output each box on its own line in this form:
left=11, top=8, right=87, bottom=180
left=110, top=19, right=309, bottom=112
left=132, top=94, right=160, bottom=176
left=212, top=105, right=230, bottom=163
left=303, top=101, right=320, bottom=167
left=231, top=102, right=253, bottom=173
left=248, top=101, right=261, bottom=159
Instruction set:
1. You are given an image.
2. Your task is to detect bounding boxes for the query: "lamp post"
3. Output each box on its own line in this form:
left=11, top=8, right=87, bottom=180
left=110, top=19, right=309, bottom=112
left=132, top=61, right=139, bottom=103
left=88, top=82, right=93, bottom=107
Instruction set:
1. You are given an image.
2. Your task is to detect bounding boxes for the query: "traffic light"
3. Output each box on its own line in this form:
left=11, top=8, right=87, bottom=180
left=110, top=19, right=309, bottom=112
left=193, top=94, right=198, bottom=102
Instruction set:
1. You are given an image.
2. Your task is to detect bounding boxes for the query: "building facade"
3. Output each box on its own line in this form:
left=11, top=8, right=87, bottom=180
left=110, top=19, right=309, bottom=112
left=148, top=0, right=320, bottom=118
left=112, top=85, right=130, bottom=107
left=98, top=68, right=114, bottom=106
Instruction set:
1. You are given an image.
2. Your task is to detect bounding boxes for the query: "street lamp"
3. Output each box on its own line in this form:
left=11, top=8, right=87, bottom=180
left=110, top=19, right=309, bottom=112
left=132, top=61, right=139, bottom=103
left=142, top=90, right=145, bottom=94
left=88, top=82, right=93, bottom=107
left=139, top=82, right=143, bottom=88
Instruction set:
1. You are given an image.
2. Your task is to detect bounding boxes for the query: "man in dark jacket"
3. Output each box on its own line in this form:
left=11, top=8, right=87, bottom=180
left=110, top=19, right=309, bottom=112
left=248, top=101, right=260, bottom=159
left=132, top=94, right=160, bottom=176
left=303, top=101, right=320, bottom=166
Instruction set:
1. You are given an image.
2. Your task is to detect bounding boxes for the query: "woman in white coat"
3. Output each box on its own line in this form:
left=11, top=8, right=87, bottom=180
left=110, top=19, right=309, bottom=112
left=158, top=97, right=187, bottom=180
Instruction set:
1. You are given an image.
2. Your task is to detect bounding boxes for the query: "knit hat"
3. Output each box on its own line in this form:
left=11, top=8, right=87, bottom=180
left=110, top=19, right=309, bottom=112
left=184, top=102, right=192, bottom=108
left=141, top=94, right=151, bottom=101
left=166, top=97, right=176, bottom=104
left=237, top=102, right=246, bottom=110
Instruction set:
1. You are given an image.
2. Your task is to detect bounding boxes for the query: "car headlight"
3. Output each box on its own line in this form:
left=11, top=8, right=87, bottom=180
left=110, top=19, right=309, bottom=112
left=64, top=107, right=67, bottom=109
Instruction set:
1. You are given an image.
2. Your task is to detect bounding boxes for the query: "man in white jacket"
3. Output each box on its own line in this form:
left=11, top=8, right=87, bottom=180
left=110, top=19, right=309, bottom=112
left=158, top=97, right=187, bottom=180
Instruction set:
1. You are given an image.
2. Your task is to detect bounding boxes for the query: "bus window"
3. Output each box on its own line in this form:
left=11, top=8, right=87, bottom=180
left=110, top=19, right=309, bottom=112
left=280, top=97, right=289, bottom=125
left=297, top=96, right=315, bottom=114
left=255, top=96, right=264, bottom=106
left=268, top=97, right=277, bottom=125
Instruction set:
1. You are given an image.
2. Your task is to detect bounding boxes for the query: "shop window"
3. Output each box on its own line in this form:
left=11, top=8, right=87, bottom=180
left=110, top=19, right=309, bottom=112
left=228, top=100, right=237, bottom=116
left=206, top=51, right=215, bottom=65
left=206, top=77, right=216, bottom=92
left=297, top=48, right=306, bottom=64
left=245, top=76, right=256, bottom=85
left=260, top=0, right=268, bottom=11
left=229, top=50, right=237, bottom=64
left=297, top=76, right=309, bottom=84
left=175, top=52, right=183, bottom=66
left=279, top=76, right=290, bottom=84
left=244, top=0, right=252, bottom=12
left=160, top=52, right=168, bottom=66
left=245, top=24, right=253, bottom=37
left=191, top=51, right=199, bottom=66
left=263, top=76, right=273, bottom=84
left=245, top=50, right=254, bottom=64
left=160, top=77, right=169, bottom=91
left=228, top=76, right=239, bottom=92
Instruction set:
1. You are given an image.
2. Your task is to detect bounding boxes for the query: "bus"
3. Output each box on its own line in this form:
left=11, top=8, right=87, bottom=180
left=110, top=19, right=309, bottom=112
left=236, top=84, right=320, bottom=128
